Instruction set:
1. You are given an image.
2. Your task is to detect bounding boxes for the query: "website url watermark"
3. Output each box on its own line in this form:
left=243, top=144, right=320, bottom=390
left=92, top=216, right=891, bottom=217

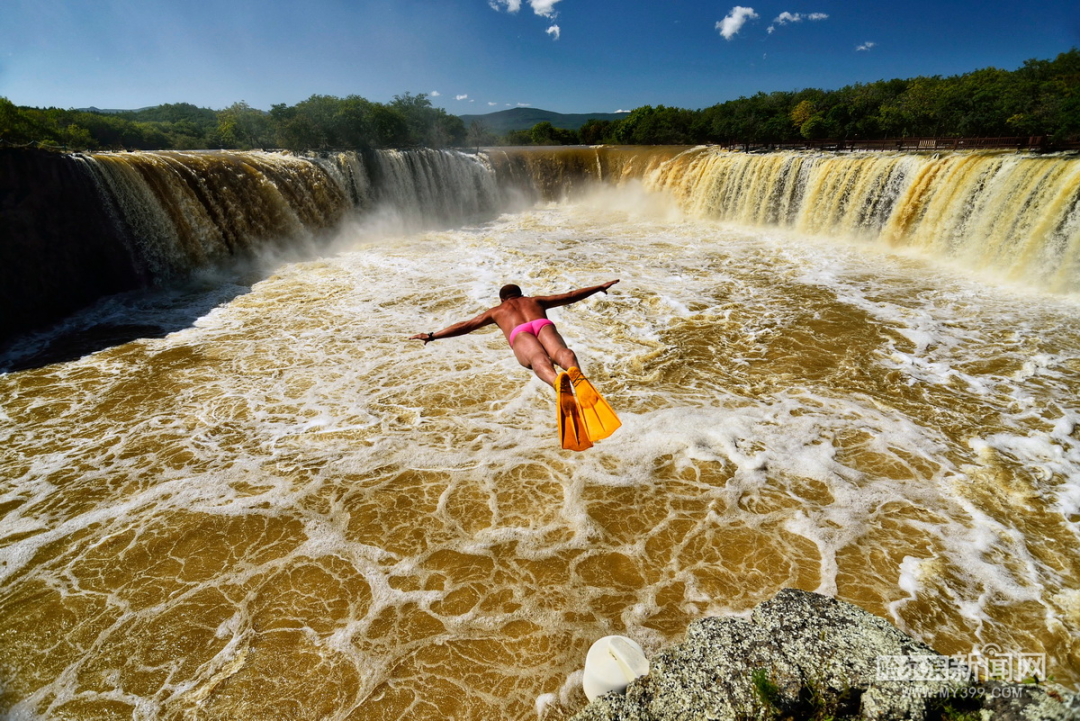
left=876, top=646, right=1046, bottom=684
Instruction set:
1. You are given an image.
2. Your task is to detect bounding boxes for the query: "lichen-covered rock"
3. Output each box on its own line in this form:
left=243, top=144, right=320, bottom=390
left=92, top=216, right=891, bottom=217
left=751, top=589, right=955, bottom=721
left=976, top=681, right=1078, bottom=721
left=645, top=617, right=803, bottom=719
left=567, top=588, right=1076, bottom=721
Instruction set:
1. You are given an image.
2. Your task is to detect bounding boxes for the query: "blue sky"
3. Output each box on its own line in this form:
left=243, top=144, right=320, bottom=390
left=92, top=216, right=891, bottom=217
left=2, top=0, right=1078, bottom=115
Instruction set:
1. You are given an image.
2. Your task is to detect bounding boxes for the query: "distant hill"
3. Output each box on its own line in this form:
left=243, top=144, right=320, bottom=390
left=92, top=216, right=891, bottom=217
left=457, top=107, right=627, bottom=135
left=76, top=106, right=152, bottom=115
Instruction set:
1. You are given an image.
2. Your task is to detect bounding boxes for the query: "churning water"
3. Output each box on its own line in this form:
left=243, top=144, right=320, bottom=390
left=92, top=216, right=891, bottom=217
left=1, top=148, right=1079, bottom=720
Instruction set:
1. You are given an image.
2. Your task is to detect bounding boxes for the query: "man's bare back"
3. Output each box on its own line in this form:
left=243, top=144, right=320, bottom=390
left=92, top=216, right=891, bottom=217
left=409, top=280, right=619, bottom=387
left=488, top=295, right=552, bottom=339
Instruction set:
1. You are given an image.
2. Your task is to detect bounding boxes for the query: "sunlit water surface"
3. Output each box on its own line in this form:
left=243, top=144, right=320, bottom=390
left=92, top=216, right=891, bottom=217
left=2, top=186, right=1079, bottom=720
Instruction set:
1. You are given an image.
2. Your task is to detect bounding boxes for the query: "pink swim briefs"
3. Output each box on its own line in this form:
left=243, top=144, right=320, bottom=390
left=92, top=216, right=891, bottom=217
left=508, top=318, right=555, bottom=347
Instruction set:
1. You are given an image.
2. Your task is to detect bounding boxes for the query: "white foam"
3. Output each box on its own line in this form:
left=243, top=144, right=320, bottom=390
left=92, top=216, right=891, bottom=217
left=534, top=692, right=558, bottom=717
left=897, top=556, right=924, bottom=596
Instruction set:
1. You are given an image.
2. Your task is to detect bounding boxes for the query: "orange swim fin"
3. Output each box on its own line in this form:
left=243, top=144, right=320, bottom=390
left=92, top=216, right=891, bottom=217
left=556, top=371, right=593, bottom=451
left=567, top=367, right=621, bottom=441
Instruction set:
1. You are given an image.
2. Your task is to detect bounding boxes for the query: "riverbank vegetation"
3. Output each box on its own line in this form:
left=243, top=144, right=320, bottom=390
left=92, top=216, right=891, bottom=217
left=2, top=49, right=1076, bottom=151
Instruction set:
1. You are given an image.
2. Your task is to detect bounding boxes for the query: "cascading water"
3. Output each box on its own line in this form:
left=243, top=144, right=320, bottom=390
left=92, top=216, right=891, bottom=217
left=72, top=148, right=504, bottom=284
left=642, top=148, right=1080, bottom=292
left=1, top=146, right=1079, bottom=721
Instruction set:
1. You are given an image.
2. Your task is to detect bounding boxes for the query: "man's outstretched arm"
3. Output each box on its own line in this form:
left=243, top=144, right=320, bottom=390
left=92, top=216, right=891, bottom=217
left=537, top=279, right=620, bottom=309
left=409, top=309, right=495, bottom=344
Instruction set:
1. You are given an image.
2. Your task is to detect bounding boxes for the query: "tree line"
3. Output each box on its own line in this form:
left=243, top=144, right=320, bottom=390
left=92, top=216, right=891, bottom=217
left=1, top=49, right=1077, bottom=152
left=0, top=92, right=467, bottom=151
left=512, top=49, right=1079, bottom=147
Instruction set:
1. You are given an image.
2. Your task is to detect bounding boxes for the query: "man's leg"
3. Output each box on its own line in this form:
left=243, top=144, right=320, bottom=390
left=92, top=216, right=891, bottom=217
left=511, top=333, right=560, bottom=386
left=537, top=325, right=580, bottom=371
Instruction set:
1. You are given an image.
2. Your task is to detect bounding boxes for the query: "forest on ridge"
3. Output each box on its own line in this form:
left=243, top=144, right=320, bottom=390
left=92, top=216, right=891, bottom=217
left=1, top=49, right=1077, bottom=151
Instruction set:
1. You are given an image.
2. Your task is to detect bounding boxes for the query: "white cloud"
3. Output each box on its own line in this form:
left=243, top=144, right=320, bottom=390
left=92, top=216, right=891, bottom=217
left=856, top=41, right=876, bottom=51
left=530, top=0, right=561, bottom=17
left=456, top=94, right=469, bottom=100
left=716, top=6, right=758, bottom=40
left=488, top=102, right=498, bottom=106
left=615, top=109, right=631, bottom=114
left=491, top=0, right=564, bottom=38
left=488, top=0, right=522, bottom=12
left=430, top=91, right=441, bottom=97
left=516, top=103, right=532, bottom=107
left=767, top=11, right=828, bottom=33
left=494, top=0, right=561, bottom=17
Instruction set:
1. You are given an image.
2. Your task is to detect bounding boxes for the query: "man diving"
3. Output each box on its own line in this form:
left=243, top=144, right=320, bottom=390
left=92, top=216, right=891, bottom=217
left=409, top=280, right=621, bottom=450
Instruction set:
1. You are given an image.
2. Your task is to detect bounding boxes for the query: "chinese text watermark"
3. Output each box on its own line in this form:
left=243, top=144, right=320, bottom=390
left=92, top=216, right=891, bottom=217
left=876, top=646, right=1046, bottom=684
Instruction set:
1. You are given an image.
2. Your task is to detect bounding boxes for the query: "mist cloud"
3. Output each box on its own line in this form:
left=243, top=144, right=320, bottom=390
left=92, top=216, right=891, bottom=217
left=716, top=7, right=758, bottom=40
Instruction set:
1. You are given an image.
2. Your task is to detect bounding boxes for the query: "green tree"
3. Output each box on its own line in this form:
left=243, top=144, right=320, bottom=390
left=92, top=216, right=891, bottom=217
left=501, top=128, right=533, bottom=146
left=800, top=115, right=829, bottom=140
left=217, top=101, right=271, bottom=149
left=527, top=121, right=577, bottom=145
left=387, top=92, right=464, bottom=147
left=335, top=95, right=375, bottom=148
left=530, top=121, right=558, bottom=145
left=369, top=105, right=410, bottom=147
left=0, top=97, right=58, bottom=145
left=431, top=111, right=467, bottom=147
left=790, top=99, right=816, bottom=129
left=578, top=119, right=613, bottom=145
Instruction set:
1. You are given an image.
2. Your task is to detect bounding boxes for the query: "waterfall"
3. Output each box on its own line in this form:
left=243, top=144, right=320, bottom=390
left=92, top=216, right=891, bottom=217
left=4, top=146, right=1079, bottom=344
left=60, top=146, right=1080, bottom=296
left=484, top=146, right=684, bottom=201
left=642, top=148, right=1080, bottom=293
left=371, top=149, right=501, bottom=224
left=72, top=149, right=502, bottom=283
left=482, top=146, right=1080, bottom=291
left=70, top=151, right=349, bottom=282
